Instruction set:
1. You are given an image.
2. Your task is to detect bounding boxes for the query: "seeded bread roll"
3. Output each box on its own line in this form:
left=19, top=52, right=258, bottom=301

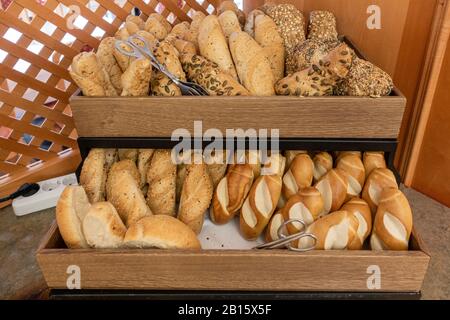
left=184, top=11, right=205, bottom=52
left=148, top=13, right=172, bottom=33
left=56, top=186, right=91, bottom=249
left=254, top=14, right=285, bottom=82
left=336, top=58, right=394, bottom=97
left=118, top=149, right=138, bottom=162
left=121, top=58, right=152, bottom=96
left=342, top=198, right=372, bottom=250
left=363, top=152, right=387, bottom=178
left=336, top=154, right=366, bottom=200
left=198, top=15, right=238, bottom=80
left=113, top=41, right=135, bottom=72
left=282, top=154, right=314, bottom=199
left=137, top=149, right=155, bottom=189
left=96, top=37, right=123, bottom=93
left=313, top=152, right=333, bottom=182
left=80, top=148, right=107, bottom=203
left=217, top=0, right=246, bottom=27
left=180, top=53, right=249, bottom=96
left=115, top=27, right=130, bottom=41
left=70, top=52, right=117, bottom=96
left=244, top=9, right=265, bottom=37
left=171, top=21, right=190, bottom=38
left=144, top=16, right=168, bottom=40
left=126, top=15, right=145, bottom=31
left=218, top=10, right=242, bottom=41
left=308, top=11, right=339, bottom=42
left=229, top=31, right=275, bottom=96
left=146, top=149, right=177, bottom=217
left=314, top=169, right=348, bottom=216
left=107, top=159, right=141, bottom=192
left=362, top=168, right=398, bottom=215
left=105, top=149, right=118, bottom=173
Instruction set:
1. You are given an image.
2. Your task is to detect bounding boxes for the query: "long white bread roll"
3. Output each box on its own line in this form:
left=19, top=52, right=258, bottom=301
left=254, top=14, right=285, bottom=82
left=56, top=186, right=91, bottom=249
left=82, top=202, right=127, bottom=248
left=80, top=148, right=107, bottom=203
left=285, top=150, right=308, bottom=171
left=265, top=210, right=285, bottom=242
left=204, top=150, right=228, bottom=189
left=281, top=187, right=324, bottom=235
left=124, top=216, right=201, bottom=249
left=144, top=15, right=168, bottom=40
left=336, top=153, right=366, bottom=200
left=106, top=159, right=141, bottom=195
left=121, top=58, right=152, bottom=96
left=370, top=188, right=413, bottom=251
left=137, top=149, right=155, bottom=190
left=240, top=175, right=282, bottom=240
left=234, top=150, right=261, bottom=178
left=342, top=198, right=372, bottom=250
left=229, top=31, right=275, bottom=96
left=217, top=0, right=246, bottom=27
left=184, top=11, right=205, bottom=52
left=211, top=164, right=254, bottom=224
left=146, top=149, right=177, bottom=216
left=244, top=9, right=265, bottom=37
left=297, top=210, right=359, bottom=250
left=104, top=149, right=118, bottom=173
left=96, top=37, right=123, bottom=93
left=314, top=168, right=348, bottom=216
left=118, top=149, right=138, bottom=162
left=218, top=10, right=241, bottom=41
left=282, top=153, right=314, bottom=199
left=362, top=168, right=398, bottom=215
left=107, top=169, right=152, bottom=227
left=178, top=163, right=214, bottom=234
left=261, top=153, right=286, bottom=177
left=363, top=152, right=387, bottom=178
left=313, top=152, right=333, bottom=183
left=198, top=15, right=238, bottom=79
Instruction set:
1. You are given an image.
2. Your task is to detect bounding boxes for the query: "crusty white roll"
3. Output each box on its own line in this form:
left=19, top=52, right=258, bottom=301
left=80, top=148, right=107, bottom=203
left=342, top=198, right=372, bottom=250
left=363, top=152, right=387, bottom=178
left=265, top=210, right=285, bottom=242
left=285, top=150, right=308, bottom=171
left=281, top=187, right=324, bottom=234
left=124, top=215, right=201, bottom=249
left=370, top=188, right=413, bottom=251
left=336, top=154, right=366, bottom=200
left=211, top=164, right=254, bottom=224
left=297, top=210, right=359, bottom=250
left=178, top=163, right=213, bottom=234
left=314, top=168, right=348, bottom=216
left=261, top=153, right=286, bottom=177
left=362, top=168, right=398, bottom=214
left=82, top=202, right=127, bottom=249
left=56, top=186, right=91, bottom=249
left=240, top=175, right=282, bottom=240
left=282, top=153, right=314, bottom=199
left=313, top=152, right=333, bottom=182
left=336, top=151, right=362, bottom=161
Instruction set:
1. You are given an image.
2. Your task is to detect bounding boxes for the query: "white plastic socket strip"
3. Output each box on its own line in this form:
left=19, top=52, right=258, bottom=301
left=12, top=173, right=78, bottom=217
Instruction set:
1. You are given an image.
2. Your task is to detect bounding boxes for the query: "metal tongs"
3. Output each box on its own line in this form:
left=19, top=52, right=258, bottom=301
left=254, top=219, right=317, bottom=252
left=115, top=34, right=209, bottom=96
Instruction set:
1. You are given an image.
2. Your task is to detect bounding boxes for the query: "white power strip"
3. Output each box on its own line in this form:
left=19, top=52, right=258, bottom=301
left=12, top=173, right=78, bottom=217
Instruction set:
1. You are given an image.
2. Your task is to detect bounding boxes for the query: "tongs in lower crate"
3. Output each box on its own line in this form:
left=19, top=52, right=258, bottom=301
left=115, top=35, right=209, bottom=96
left=255, top=219, right=317, bottom=252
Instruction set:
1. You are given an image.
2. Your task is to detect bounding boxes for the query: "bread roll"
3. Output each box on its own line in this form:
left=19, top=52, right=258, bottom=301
left=118, top=149, right=138, bottom=162
left=124, top=215, right=201, bottom=249
left=171, top=21, right=190, bottom=38
left=107, top=169, right=152, bottom=227
left=234, top=150, right=261, bottom=178
left=144, top=16, right=168, bottom=40
left=244, top=9, right=265, bottom=37
left=371, top=188, right=413, bottom=251
left=240, top=175, right=282, bottom=240
left=261, top=153, right=286, bottom=177
left=184, top=11, right=205, bottom=52
left=229, top=31, right=275, bottom=96
left=121, top=58, right=152, bottom=96
left=362, top=168, right=398, bottom=214
left=126, top=15, right=144, bottom=31
left=308, top=11, right=338, bottom=42
left=285, top=150, right=308, bottom=169
left=56, top=186, right=91, bottom=249
left=314, top=169, right=348, bottom=216
left=217, top=0, right=246, bottom=27
left=336, top=151, right=362, bottom=161
left=211, top=164, right=254, bottom=224
left=198, top=15, right=238, bottom=80
left=80, top=148, right=107, bottom=203
left=363, top=152, right=387, bottom=178
left=178, top=163, right=213, bottom=234
left=107, top=159, right=141, bottom=192
left=148, top=13, right=172, bottom=33
left=104, top=149, right=118, bottom=173
left=82, top=202, right=127, bottom=248
left=180, top=53, right=249, bottom=96
left=313, top=152, right=333, bottom=182
left=115, top=27, right=130, bottom=41
left=282, top=153, right=314, bottom=199
left=137, top=149, right=155, bottom=189
left=336, top=154, right=365, bottom=199
left=254, top=14, right=285, bottom=82
left=204, top=150, right=228, bottom=188
left=96, top=37, right=123, bottom=93
left=113, top=41, right=135, bottom=72
left=70, top=52, right=117, bottom=96
left=275, top=66, right=334, bottom=96
left=218, top=10, right=241, bottom=41
left=146, top=149, right=177, bottom=216
left=265, top=210, right=285, bottom=242
left=342, top=198, right=372, bottom=250
left=173, top=39, right=196, bottom=55
left=297, top=210, right=359, bottom=250
left=281, top=187, right=324, bottom=234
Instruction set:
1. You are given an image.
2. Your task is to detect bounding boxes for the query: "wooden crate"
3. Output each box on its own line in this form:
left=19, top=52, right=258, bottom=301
left=37, top=221, right=429, bottom=292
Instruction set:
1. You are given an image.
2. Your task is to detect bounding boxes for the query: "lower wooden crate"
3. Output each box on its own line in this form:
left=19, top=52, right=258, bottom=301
left=36, top=221, right=430, bottom=293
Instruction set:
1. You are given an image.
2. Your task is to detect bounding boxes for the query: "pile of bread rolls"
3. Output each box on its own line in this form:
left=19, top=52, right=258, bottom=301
left=70, top=1, right=393, bottom=98
left=56, top=148, right=413, bottom=251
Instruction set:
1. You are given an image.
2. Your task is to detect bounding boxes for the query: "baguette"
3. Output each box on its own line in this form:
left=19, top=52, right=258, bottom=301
left=96, top=37, right=123, bottom=93
left=124, top=215, right=201, bottom=249
left=80, top=148, right=107, bottom=203
left=56, top=186, right=91, bottom=249
left=121, top=58, right=152, bottom=96
left=146, top=149, right=177, bottom=216
left=218, top=10, right=242, bottom=41
left=240, top=175, right=282, bottom=240
left=282, top=153, right=314, bottom=199
left=336, top=153, right=366, bottom=200
left=82, top=202, right=127, bottom=248
left=362, top=168, right=398, bottom=215
left=313, top=152, right=333, bottom=182
left=363, top=152, right=387, bottom=178
left=229, top=31, right=275, bottom=96
left=211, top=164, right=254, bottom=224
left=370, top=188, right=413, bottom=251
left=265, top=210, right=286, bottom=242
left=342, top=198, right=372, bottom=250
left=178, top=163, right=214, bottom=234
left=314, top=168, right=348, bottom=216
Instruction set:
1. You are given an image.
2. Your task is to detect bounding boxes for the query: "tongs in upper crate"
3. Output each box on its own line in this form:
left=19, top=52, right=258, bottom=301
left=255, top=219, right=317, bottom=252
left=115, top=35, right=209, bottom=96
